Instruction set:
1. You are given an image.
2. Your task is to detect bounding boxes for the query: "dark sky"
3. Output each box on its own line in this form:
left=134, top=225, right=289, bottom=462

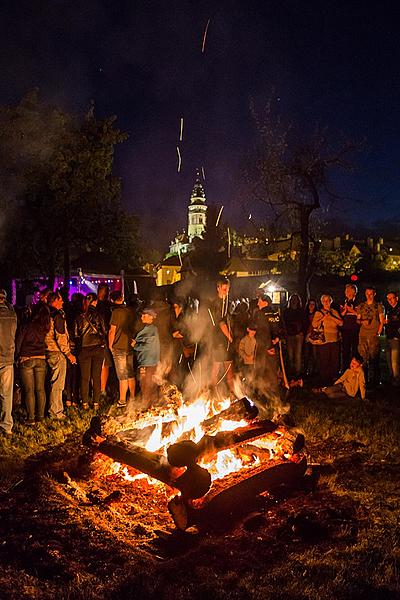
left=1, top=0, right=399, bottom=250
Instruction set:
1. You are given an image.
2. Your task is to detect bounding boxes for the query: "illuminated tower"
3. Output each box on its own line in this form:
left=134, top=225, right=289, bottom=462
left=188, top=168, right=207, bottom=242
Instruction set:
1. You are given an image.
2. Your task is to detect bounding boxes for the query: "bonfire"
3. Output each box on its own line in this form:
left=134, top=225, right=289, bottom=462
left=83, top=387, right=307, bottom=530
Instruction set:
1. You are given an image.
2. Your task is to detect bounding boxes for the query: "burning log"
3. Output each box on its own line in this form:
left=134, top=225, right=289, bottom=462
left=82, top=417, right=211, bottom=499
left=167, top=420, right=278, bottom=467
left=200, top=397, right=258, bottom=434
left=168, top=456, right=308, bottom=531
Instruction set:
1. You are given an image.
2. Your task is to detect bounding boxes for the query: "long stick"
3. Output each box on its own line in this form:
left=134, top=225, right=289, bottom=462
left=278, top=341, right=290, bottom=389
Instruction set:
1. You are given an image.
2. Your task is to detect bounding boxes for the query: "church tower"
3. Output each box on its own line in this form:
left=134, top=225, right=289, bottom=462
left=188, top=168, right=207, bottom=242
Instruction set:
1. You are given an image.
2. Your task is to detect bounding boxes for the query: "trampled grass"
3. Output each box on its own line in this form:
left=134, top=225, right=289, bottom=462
left=0, top=389, right=399, bottom=599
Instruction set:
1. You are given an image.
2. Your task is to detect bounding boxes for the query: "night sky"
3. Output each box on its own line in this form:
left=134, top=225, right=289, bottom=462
left=1, top=0, right=399, bottom=250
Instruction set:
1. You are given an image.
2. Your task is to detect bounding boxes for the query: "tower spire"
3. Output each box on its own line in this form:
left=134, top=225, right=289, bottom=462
left=188, top=167, right=207, bottom=241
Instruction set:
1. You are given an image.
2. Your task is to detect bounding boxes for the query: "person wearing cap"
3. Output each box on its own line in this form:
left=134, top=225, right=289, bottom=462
left=109, top=290, right=136, bottom=407
left=253, top=293, right=281, bottom=401
left=0, top=289, right=17, bottom=435
left=131, top=308, right=160, bottom=409
left=208, top=277, right=235, bottom=398
left=74, top=293, right=107, bottom=409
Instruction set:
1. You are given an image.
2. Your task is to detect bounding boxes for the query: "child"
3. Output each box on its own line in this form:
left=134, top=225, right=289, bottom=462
left=238, top=323, right=257, bottom=385
left=313, top=356, right=366, bottom=400
left=131, top=308, right=160, bottom=409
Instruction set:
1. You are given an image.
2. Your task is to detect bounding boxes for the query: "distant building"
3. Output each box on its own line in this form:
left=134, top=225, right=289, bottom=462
left=167, top=169, right=208, bottom=257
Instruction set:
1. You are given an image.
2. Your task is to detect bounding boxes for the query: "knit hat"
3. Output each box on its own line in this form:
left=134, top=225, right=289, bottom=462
left=0, top=289, right=7, bottom=300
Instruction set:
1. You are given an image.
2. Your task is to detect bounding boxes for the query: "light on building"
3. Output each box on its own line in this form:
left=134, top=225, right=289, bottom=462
left=267, top=284, right=276, bottom=293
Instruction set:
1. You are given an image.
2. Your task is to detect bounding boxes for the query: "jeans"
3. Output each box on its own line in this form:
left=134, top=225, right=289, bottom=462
left=78, top=346, right=104, bottom=404
left=323, top=383, right=350, bottom=399
left=139, top=365, right=157, bottom=408
left=386, top=338, right=400, bottom=385
left=0, top=364, right=14, bottom=433
left=286, top=333, right=304, bottom=377
left=112, top=350, right=135, bottom=381
left=46, top=352, right=67, bottom=417
left=19, top=358, right=47, bottom=420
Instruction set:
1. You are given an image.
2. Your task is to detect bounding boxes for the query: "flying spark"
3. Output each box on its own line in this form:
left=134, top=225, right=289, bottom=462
left=201, top=18, right=211, bottom=53
left=228, top=226, right=231, bottom=258
left=179, top=117, right=184, bottom=142
left=201, top=166, right=206, bottom=180
left=215, top=206, right=224, bottom=227
left=176, top=146, right=182, bottom=172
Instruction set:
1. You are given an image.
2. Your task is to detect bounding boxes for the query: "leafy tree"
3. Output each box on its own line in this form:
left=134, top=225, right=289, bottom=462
left=247, top=93, right=359, bottom=299
left=0, top=91, right=140, bottom=289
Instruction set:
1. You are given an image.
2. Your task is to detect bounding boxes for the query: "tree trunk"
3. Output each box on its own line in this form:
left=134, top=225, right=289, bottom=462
left=63, top=241, right=70, bottom=295
left=297, top=207, right=311, bottom=302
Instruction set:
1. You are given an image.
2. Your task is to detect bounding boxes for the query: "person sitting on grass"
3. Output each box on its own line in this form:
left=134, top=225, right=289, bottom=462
left=313, top=356, right=366, bottom=400
left=131, top=308, right=160, bottom=410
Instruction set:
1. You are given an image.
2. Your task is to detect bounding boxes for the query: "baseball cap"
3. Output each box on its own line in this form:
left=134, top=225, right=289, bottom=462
left=142, top=307, right=157, bottom=318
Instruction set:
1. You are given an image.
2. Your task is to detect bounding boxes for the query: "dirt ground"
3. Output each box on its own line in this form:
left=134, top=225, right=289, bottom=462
left=0, top=389, right=399, bottom=600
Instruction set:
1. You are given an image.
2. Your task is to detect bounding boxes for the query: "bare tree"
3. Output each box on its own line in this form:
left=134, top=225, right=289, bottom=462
left=247, top=93, right=360, bottom=300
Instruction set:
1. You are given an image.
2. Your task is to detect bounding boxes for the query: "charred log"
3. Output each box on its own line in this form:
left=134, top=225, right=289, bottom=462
left=82, top=418, right=211, bottom=499
left=169, top=456, right=308, bottom=530
left=167, top=420, right=278, bottom=467
left=201, top=397, right=258, bottom=434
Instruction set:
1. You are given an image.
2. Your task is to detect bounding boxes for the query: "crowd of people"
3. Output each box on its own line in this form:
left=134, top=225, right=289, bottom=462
left=0, top=279, right=399, bottom=436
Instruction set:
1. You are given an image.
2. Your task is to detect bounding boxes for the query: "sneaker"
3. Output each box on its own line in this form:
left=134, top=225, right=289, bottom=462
left=0, top=428, right=12, bottom=437
left=26, top=419, right=36, bottom=425
left=117, top=400, right=127, bottom=407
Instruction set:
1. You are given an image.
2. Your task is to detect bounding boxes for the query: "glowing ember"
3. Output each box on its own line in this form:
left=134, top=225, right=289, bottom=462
left=94, top=392, right=298, bottom=492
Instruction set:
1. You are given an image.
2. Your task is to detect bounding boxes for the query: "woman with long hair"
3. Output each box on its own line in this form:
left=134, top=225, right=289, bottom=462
left=74, top=293, right=106, bottom=409
left=16, top=304, right=50, bottom=423
left=304, top=298, right=318, bottom=377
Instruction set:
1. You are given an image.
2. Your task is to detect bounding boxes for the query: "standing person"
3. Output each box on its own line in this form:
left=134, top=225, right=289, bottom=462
left=283, top=293, right=305, bottom=379
left=0, top=289, right=17, bottom=436
left=385, top=290, right=400, bottom=387
left=64, top=292, right=84, bottom=407
left=208, top=277, right=235, bottom=398
left=108, top=290, right=136, bottom=407
left=238, top=323, right=257, bottom=388
left=356, top=287, right=385, bottom=386
left=74, top=293, right=107, bottom=410
left=304, top=299, right=318, bottom=377
left=170, top=299, right=195, bottom=388
left=45, top=291, right=77, bottom=419
left=253, top=294, right=281, bottom=403
left=340, top=284, right=360, bottom=370
left=96, top=283, right=112, bottom=399
left=16, top=305, right=50, bottom=424
left=132, top=308, right=160, bottom=409
left=312, top=295, right=343, bottom=385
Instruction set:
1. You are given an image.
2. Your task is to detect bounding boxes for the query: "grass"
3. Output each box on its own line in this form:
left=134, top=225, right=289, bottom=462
left=0, top=390, right=400, bottom=599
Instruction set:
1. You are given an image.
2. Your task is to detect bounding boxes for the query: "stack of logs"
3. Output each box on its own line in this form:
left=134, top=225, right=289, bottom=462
left=83, top=398, right=307, bottom=530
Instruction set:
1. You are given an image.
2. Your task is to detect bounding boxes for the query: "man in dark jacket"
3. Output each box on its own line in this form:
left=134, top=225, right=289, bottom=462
left=253, top=294, right=281, bottom=405
left=385, top=291, right=400, bottom=387
left=0, top=289, right=17, bottom=435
